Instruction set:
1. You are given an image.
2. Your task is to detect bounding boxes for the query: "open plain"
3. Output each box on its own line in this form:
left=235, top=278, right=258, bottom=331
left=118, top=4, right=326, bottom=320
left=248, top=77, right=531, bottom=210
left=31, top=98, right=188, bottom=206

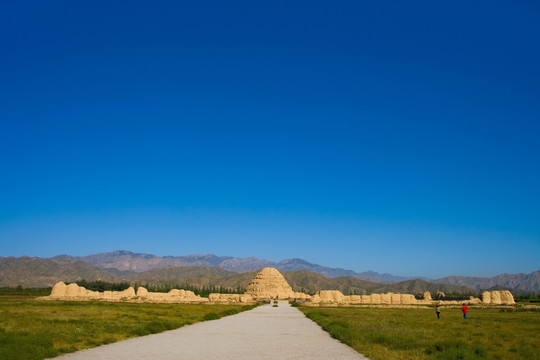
left=49, top=301, right=368, bottom=360
left=2, top=293, right=540, bottom=360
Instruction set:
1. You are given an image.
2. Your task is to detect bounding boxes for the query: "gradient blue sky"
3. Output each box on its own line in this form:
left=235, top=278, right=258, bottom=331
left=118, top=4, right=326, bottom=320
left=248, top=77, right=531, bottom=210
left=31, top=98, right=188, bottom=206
left=1, top=1, right=539, bottom=278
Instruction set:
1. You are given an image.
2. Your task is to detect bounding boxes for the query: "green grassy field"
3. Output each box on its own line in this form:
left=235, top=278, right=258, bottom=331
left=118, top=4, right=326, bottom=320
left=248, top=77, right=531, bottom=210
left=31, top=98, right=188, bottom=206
left=0, top=294, right=256, bottom=360
left=300, top=306, right=540, bottom=360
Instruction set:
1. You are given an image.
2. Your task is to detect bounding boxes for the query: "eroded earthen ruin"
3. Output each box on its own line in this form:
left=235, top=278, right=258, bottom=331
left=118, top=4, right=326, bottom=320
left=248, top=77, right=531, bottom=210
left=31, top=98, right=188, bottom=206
left=245, top=267, right=296, bottom=300
left=48, top=281, right=208, bottom=303
left=40, top=267, right=516, bottom=306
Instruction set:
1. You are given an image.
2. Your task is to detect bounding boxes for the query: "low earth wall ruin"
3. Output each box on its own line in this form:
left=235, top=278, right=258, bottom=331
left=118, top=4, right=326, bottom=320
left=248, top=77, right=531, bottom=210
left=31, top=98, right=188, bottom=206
left=481, top=290, right=516, bottom=305
left=306, top=289, right=514, bottom=306
left=45, top=281, right=210, bottom=303
left=39, top=268, right=516, bottom=306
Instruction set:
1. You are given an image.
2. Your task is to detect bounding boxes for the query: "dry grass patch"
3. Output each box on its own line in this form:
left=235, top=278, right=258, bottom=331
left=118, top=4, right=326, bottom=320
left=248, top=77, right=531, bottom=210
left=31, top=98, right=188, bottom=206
left=300, top=306, right=540, bottom=360
left=0, top=294, right=255, bottom=360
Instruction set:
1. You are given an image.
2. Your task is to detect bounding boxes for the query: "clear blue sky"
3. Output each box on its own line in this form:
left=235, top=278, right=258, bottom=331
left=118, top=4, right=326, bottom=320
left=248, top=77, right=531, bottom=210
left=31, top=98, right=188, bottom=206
left=1, top=1, right=539, bottom=278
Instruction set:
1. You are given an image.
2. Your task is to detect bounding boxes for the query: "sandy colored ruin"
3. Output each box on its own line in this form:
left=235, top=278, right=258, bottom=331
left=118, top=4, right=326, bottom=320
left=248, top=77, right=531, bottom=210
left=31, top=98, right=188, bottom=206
left=40, top=267, right=516, bottom=306
left=47, top=282, right=208, bottom=303
left=305, top=290, right=514, bottom=306
left=49, top=281, right=137, bottom=300
left=481, top=290, right=515, bottom=305
left=208, top=293, right=254, bottom=303
left=310, top=290, right=419, bottom=305
left=245, top=267, right=296, bottom=300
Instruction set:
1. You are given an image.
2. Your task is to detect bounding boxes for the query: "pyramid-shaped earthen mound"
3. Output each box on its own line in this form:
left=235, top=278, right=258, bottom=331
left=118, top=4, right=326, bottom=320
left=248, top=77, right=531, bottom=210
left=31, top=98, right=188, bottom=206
left=245, top=267, right=295, bottom=300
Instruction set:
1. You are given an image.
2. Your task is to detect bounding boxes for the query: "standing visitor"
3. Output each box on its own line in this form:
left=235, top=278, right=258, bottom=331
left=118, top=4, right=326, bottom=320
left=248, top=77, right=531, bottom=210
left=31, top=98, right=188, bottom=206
left=436, top=303, right=441, bottom=319
left=462, top=303, right=468, bottom=319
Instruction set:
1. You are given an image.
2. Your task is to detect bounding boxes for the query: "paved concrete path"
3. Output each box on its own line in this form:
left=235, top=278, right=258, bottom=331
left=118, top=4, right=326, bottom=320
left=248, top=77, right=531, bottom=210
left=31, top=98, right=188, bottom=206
left=50, top=301, right=369, bottom=360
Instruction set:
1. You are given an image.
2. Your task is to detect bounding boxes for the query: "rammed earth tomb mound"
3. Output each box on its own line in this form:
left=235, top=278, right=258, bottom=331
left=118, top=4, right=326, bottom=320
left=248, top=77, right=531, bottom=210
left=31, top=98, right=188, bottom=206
left=245, top=267, right=296, bottom=300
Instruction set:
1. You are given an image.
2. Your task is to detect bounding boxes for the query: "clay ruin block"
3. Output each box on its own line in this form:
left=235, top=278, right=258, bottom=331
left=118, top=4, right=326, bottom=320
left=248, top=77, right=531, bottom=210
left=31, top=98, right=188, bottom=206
left=400, top=294, right=416, bottom=304
left=499, top=290, right=515, bottom=305
left=361, top=295, right=371, bottom=304
left=380, top=293, right=391, bottom=304
left=136, top=287, right=148, bottom=297
left=390, top=293, right=401, bottom=304
left=481, top=290, right=514, bottom=305
left=50, top=282, right=67, bottom=298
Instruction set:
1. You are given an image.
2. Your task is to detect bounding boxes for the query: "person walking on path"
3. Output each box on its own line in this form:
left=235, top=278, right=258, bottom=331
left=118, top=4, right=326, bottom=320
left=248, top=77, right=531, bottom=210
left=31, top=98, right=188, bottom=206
left=462, top=303, right=468, bottom=319
left=435, top=303, right=441, bottom=319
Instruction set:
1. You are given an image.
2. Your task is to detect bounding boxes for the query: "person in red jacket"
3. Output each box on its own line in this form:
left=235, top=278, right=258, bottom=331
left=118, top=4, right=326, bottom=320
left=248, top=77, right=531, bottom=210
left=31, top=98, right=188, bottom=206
left=462, top=303, right=468, bottom=319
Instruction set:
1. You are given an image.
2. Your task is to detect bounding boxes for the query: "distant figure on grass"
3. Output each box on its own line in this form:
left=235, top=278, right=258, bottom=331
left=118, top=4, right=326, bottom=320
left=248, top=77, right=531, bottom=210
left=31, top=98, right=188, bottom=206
left=462, top=303, right=468, bottom=319
left=435, top=303, right=441, bottom=319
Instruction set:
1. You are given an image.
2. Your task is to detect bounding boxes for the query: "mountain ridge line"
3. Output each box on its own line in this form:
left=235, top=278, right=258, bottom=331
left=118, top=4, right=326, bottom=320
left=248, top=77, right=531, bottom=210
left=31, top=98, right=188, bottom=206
left=2, top=250, right=539, bottom=293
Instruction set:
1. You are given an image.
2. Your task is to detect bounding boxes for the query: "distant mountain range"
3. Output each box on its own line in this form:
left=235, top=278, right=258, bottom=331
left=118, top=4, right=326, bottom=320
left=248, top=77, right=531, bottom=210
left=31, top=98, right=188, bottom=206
left=434, top=272, right=540, bottom=292
left=51, top=250, right=416, bottom=283
left=0, top=250, right=538, bottom=293
left=0, top=256, right=474, bottom=295
left=0, top=256, right=128, bottom=288
left=52, top=251, right=276, bottom=275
